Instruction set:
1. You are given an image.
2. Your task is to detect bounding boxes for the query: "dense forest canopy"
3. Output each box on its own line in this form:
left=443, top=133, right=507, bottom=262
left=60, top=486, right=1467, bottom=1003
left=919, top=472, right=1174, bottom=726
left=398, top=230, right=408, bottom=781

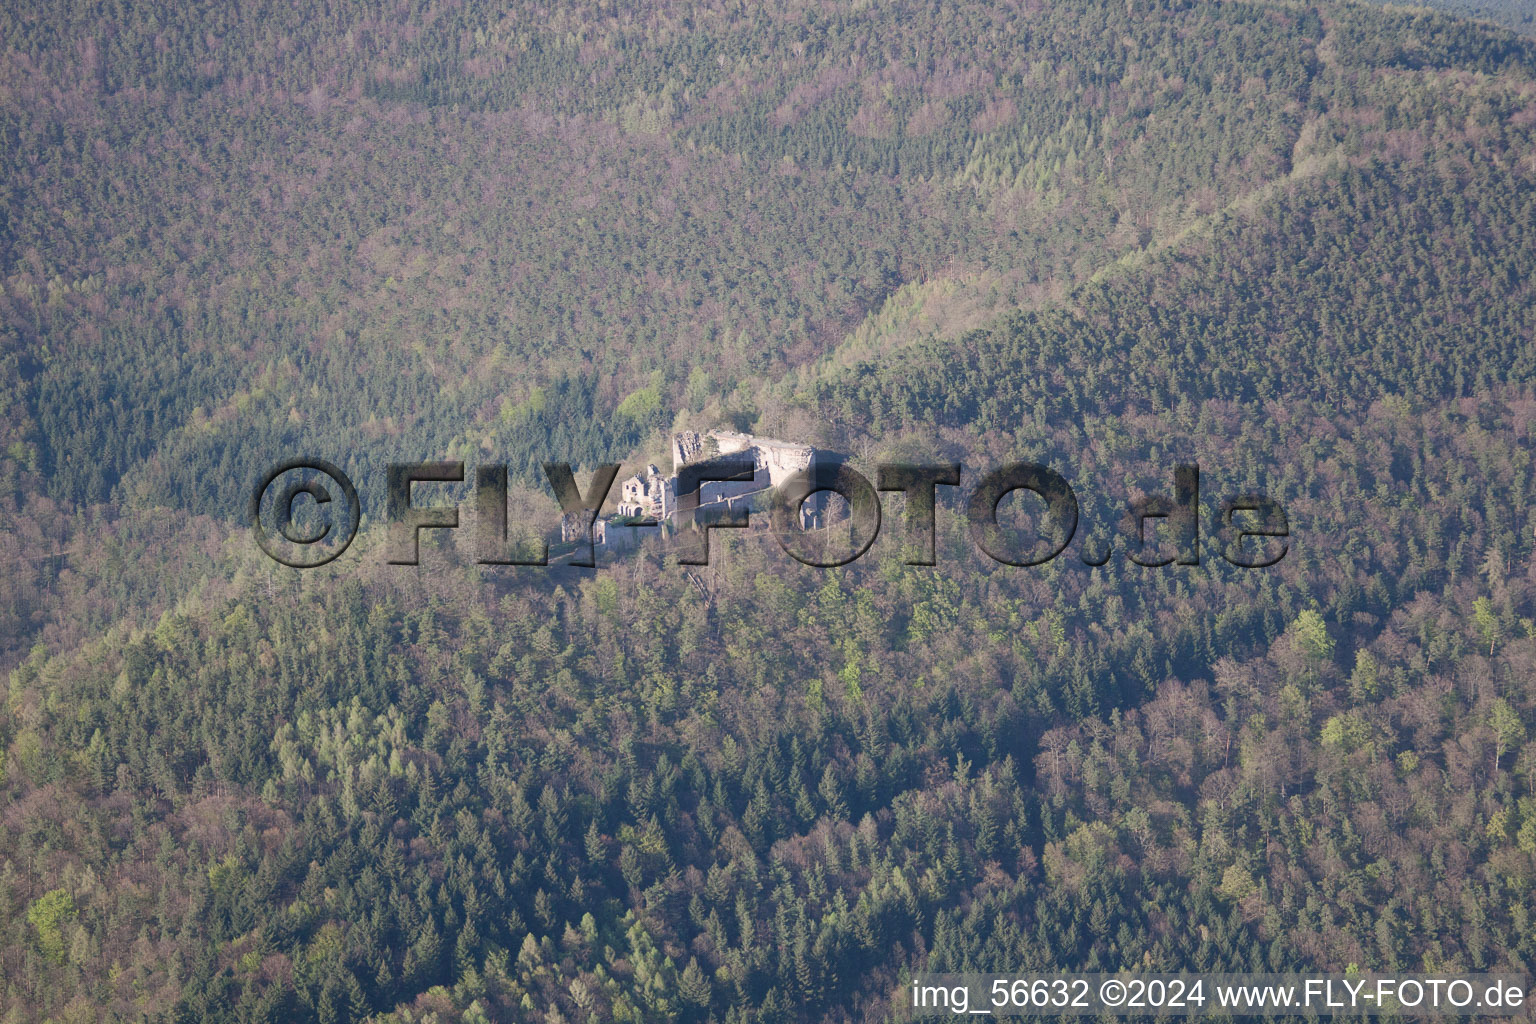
left=3, top=0, right=1536, bottom=1021
left=1366, top=0, right=1536, bottom=36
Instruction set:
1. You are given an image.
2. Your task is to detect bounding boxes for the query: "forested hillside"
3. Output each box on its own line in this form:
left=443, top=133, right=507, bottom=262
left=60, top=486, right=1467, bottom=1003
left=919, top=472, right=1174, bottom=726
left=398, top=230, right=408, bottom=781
left=1365, top=0, right=1536, bottom=37
left=4, top=0, right=1536, bottom=1021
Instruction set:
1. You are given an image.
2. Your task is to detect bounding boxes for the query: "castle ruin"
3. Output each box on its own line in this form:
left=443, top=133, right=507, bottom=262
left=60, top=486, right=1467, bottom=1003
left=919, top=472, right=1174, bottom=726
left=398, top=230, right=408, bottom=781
left=568, top=430, right=829, bottom=550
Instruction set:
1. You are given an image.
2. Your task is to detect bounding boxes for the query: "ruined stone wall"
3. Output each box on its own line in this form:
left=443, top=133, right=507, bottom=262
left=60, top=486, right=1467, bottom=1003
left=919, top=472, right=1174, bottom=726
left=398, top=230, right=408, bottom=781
left=707, top=431, right=816, bottom=487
